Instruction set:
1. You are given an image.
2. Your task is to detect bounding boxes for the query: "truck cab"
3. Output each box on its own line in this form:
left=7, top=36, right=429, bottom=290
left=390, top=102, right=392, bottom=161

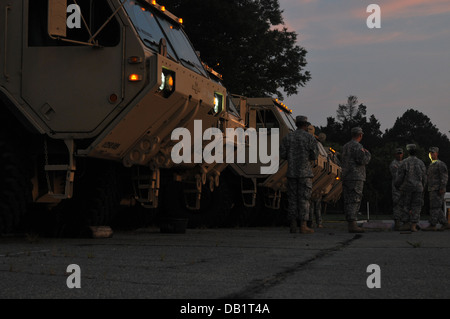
left=0, top=0, right=227, bottom=233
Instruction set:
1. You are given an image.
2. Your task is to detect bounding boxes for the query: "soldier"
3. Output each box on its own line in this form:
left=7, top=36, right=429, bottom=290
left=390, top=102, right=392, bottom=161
left=280, top=115, right=319, bottom=234
left=307, top=125, right=324, bottom=229
left=341, top=127, right=371, bottom=233
left=389, top=148, right=404, bottom=230
left=394, top=144, right=427, bottom=232
left=423, top=147, right=449, bottom=231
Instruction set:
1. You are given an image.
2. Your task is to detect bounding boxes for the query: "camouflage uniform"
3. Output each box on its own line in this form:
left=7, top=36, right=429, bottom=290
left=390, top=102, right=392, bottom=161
left=309, top=197, right=323, bottom=226
left=394, top=149, right=426, bottom=224
left=389, top=156, right=403, bottom=221
left=427, top=152, right=448, bottom=226
left=341, top=134, right=371, bottom=222
left=280, top=123, right=318, bottom=223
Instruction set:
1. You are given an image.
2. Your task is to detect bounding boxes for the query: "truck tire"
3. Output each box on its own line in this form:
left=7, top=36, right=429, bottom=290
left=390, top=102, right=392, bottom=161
left=82, top=166, right=121, bottom=226
left=0, top=141, right=32, bottom=234
left=54, top=160, right=122, bottom=237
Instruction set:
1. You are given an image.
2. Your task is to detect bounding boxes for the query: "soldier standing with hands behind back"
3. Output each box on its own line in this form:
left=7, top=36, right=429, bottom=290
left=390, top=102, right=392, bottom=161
left=280, top=115, right=319, bottom=234
left=394, top=144, right=426, bottom=232
left=341, top=127, right=371, bottom=233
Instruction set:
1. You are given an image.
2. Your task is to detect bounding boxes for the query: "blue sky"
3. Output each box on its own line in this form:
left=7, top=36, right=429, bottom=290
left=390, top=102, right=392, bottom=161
left=277, top=0, right=450, bottom=136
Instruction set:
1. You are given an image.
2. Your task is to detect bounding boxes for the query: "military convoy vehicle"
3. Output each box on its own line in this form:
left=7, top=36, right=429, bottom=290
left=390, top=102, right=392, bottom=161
left=0, top=0, right=231, bottom=234
left=0, top=0, right=342, bottom=235
left=226, top=96, right=342, bottom=225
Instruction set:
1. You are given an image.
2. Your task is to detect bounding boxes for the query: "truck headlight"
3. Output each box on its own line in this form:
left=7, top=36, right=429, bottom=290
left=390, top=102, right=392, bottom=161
left=214, top=92, right=223, bottom=113
left=158, top=68, right=175, bottom=98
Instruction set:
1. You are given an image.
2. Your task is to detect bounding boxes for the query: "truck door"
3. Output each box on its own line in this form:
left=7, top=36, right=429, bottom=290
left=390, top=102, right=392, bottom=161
left=22, top=0, right=124, bottom=137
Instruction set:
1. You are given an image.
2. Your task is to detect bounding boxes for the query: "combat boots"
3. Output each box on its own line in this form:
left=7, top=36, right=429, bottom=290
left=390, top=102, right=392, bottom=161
left=410, top=223, right=419, bottom=232
left=422, top=224, right=437, bottom=231
left=300, top=221, right=314, bottom=234
left=399, top=222, right=411, bottom=231
left=348, top=221, right=364, bottom=233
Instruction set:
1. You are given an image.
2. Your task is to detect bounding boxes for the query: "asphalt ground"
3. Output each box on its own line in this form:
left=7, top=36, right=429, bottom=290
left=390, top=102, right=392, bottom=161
left=1, top=214, right=449, bottom=306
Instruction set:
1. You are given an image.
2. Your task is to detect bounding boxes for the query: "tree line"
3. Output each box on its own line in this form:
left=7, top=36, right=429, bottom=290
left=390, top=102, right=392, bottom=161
left=319, top=95, right=450, bottom=214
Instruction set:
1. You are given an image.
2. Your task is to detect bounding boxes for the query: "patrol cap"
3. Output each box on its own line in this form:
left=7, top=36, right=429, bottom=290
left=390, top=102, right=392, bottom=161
left=296, top=115, right=308, bottom=124
left=429, top=146, right=439, bottom=153
left=395, top=148, right=403, bottom=154
left=296, top=115, right=310, bottom=127
left=351, top=127, right=363, bottom=135
left=406, top=144, right=416, bottom=151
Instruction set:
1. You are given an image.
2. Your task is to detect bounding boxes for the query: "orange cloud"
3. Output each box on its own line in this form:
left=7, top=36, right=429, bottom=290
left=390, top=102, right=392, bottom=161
left=328, top=28, right=450, bottom=48
left=352, top=0, right=450, bottom=19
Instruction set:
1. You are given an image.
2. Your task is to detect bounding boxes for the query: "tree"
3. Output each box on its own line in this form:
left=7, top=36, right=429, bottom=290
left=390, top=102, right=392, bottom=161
left=383, top=109, right=450, bottom=165
left=320, top=95, right=382, bottom=150
left=336, top=95, right=366, bottom=123
left=160, top=0, right=311, bottom=99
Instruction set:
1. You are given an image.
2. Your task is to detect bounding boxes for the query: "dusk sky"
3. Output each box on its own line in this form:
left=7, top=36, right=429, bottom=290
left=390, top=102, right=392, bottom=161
left=277, top=0, right=450, bottom=137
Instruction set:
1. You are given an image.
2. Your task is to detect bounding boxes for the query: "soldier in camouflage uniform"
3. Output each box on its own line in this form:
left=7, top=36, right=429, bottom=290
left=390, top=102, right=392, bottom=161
left=307, top=125, right=323, bottom=228
left=280, top=115, right=319, bottom=234
left=394, top=144, right=427, bottom=232
left=341, top=127, right=371, bottom=233
left=423, top=147, right=449, bottom=231
left=389, top=148, right=404, bottom=230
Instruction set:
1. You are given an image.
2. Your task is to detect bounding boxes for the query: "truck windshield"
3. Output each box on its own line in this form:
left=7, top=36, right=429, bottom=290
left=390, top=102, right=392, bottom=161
left=124, top=0, right=207, bottom=77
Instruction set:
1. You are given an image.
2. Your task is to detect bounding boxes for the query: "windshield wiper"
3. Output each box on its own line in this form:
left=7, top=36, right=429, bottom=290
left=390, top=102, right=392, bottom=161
left=143, top=38, right=159, bottom=48
left=180, top=58, right=206, bottom=76
left=143, top=38, right=177, bottom=62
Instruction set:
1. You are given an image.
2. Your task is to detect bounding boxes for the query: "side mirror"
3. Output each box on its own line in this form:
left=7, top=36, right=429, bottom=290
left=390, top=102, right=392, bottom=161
left=48, top=0, right=67, bottom=38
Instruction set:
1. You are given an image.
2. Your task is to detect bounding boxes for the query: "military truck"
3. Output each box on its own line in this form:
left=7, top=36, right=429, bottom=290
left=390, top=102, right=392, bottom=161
left=228, top=96, right=342, bottom=225
left=0, top=0, right=229, bottom=234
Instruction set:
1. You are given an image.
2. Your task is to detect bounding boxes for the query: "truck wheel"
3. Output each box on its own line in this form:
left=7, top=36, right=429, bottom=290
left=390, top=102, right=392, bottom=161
left=187, top=169, right=237, bottom=228
left=0, top=142, right=32, bottom=234
left=53, top=160, right=122, bottom=237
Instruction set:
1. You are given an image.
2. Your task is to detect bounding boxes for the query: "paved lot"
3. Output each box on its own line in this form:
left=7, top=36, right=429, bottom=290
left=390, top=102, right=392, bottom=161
left=1, top=219, right=449, bottom=302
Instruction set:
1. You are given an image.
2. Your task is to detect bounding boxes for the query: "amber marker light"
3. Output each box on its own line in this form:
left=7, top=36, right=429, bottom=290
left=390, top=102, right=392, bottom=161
left=128, top=56, right=142, bottom=64
left=167, top=75, right=174, bottom=87
left=128, top=74, right=142, bottom=82
left=178, top=18, right=183, bottom=24
left=161, top=6, right=166, bottom=11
